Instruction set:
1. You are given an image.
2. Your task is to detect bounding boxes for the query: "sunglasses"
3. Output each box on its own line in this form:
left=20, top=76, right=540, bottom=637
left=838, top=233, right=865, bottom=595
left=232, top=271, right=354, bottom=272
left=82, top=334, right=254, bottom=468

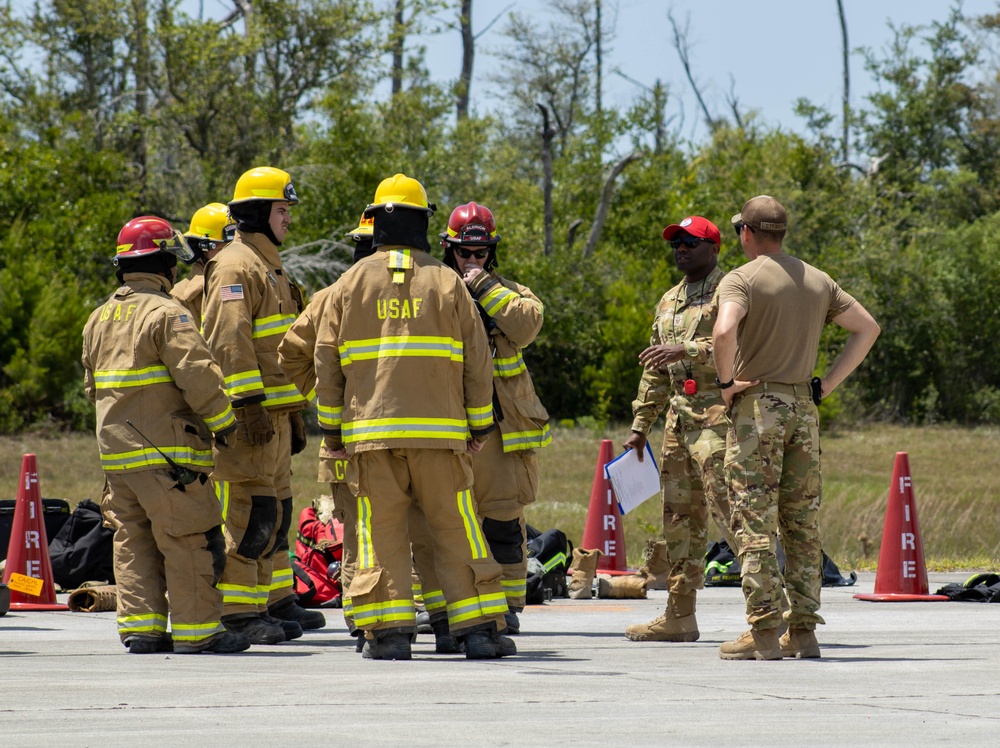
left=669, top=236, right=707, bottom=250
left=733, top=221, right=756, bottom=237
left=454, top=246, right=490, bottom=260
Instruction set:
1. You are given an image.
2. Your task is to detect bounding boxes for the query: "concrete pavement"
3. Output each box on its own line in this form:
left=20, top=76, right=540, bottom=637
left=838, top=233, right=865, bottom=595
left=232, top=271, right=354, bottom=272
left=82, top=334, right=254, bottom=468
left=1, top=572, right=997, bottom=746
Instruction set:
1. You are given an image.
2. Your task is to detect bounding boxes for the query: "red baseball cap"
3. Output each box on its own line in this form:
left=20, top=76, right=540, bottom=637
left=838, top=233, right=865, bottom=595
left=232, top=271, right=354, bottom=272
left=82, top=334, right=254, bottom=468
left=662, top=216, right=721, bottom=245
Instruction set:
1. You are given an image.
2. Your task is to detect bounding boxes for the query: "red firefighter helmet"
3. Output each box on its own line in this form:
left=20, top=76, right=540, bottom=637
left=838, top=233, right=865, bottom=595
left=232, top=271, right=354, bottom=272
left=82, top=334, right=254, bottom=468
left=440, top=202, right=501, bottom=246
left=115, top=216, right=194, bottom=262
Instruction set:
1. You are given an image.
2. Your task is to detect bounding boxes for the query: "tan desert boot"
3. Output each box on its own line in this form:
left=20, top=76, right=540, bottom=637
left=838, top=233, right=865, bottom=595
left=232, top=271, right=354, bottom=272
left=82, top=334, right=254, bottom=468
left=625, top=592, right=698, bottom=642
left=779, top=626, right=821, bottom=658
left=719, top=628, right=783, bottom=660
left=568, top=548, right=603, bottom=599
left=595, top=574, right=648, bottom=599
left=634, top=539, right=669, bottom=590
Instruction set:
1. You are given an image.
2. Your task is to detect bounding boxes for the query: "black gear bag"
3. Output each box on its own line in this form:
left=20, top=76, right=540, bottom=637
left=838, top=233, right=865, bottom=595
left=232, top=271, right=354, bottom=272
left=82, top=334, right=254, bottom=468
left=48, top=499, right=115, bottom=589
left=525, top=525, right=571, bottom=604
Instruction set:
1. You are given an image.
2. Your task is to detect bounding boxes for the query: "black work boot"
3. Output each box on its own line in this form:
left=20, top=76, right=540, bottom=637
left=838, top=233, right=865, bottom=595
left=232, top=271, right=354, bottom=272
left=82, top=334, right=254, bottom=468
left=462, top=625, right=517, bottom=660
left=504, top=610, right=521, bottom=635
left=430, top=617, right=462, bottom=654
left=361, top=630, right=413, bottom=660
left=175, top=630, right=251, bottom=654
left=415, top=609, right=433, bottom=634
left=260, top=613, right=303, bottom=640
left=222, top=613, right=285, bottom=645
left=124, top=632, right=173, bottom=654
left=268, top=596, right=326, bottom=631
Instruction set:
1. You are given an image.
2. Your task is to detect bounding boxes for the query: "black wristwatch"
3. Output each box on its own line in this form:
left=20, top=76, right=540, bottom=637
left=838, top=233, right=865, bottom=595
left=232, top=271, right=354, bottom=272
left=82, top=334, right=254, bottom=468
left=715, top=375, right=735, bottom=390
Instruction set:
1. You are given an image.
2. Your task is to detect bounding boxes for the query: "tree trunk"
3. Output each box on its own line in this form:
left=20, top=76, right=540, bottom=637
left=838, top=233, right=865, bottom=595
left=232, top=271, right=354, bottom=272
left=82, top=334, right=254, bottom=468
left=457, top=0, right=474, bottom=121
left=837, top=0, right=850, bottom=162
left=668, top=10, right=718, bottom=133
left=392, top=0, right=405, bottom=97
left=652, top=79, right=666, bottom=155
left=537, top=102, right=555, bottom=256
left=581, top=152, right=639, bottom=259
left=131, top=0, right=149, bottom=201
left=595, top=0, right=602, bottom=115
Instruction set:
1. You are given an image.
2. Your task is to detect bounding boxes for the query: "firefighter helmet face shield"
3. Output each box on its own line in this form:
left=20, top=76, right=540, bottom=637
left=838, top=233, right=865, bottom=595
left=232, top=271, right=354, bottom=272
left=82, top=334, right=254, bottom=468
left=158, top=230, right=196, bottom=262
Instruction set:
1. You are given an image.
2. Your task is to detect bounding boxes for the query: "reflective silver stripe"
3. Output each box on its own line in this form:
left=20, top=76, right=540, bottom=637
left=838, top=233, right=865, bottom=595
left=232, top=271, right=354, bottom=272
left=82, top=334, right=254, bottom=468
left=493, top=353, right=527, bottom=377
left=343, top=418, right=469, bottom=443
left=501, top=422, right=552, bottom=451
left=263, top=383, right=306, bottom=407
left=317, top=403, right=343, bottom=428
left=224, top=370, right=264, bottom=397
left=480, top=285, right=518, bottom=316
left=94, top=365, right=172, bottom=389
left=204, top=405, right=236, bottom=431
left=252, top=313, right=296, bottom=338
left=339, top=336, right=464, bottom=366
left=100, top=446, right=212, bottom=471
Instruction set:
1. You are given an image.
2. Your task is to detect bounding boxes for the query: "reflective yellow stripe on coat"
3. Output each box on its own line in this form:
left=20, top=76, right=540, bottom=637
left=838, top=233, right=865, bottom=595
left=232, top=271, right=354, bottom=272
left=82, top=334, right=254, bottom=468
left=501, top=422, right=553, bottom=452
left=339, top=336, right=464, bottom=366
left=101, top=446, right=213, bottom=471
left=252, top=313, right=296, bottom=339
left=94, top=365, right=172, bottom=389
left=343, top=418, right=472, bottom=444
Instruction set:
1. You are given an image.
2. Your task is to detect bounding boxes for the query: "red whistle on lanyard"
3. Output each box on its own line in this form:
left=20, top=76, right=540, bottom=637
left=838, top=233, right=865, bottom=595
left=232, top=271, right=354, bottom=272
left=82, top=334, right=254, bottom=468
left=684, top=379, right=697, bottom=395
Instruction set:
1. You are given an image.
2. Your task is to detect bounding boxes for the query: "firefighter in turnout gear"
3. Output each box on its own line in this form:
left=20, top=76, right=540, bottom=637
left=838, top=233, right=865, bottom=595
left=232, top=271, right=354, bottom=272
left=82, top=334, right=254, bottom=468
left=171, top=202, right=236, bottom=321
left=441, top=201, right=551, bottom=635
left=278, top=213, right=370, bottom=645
left=280, top=202, right=474, bottom=656
left=201, top=166, right=323, bottom=644
left=81, top=216, right=249, bottom=655
left=303, top=173, right=513, bottom=660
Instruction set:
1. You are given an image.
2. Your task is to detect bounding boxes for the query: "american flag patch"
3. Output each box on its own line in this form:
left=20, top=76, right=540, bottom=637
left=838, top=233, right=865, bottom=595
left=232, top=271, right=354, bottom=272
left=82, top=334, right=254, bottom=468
left=170, top=314, right=194, bottom=331
left=220, top=284, right=244, bottom=301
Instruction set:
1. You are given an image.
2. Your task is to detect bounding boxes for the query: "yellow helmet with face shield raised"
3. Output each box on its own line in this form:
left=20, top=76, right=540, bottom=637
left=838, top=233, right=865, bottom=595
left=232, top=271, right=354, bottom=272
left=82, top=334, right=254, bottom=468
left=183, top=203, right=237, bottom=263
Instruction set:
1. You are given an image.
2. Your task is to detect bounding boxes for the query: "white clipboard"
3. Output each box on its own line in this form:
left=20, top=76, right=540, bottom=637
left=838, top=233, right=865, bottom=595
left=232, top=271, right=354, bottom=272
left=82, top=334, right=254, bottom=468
left=603, top=441, right=660, bottom=515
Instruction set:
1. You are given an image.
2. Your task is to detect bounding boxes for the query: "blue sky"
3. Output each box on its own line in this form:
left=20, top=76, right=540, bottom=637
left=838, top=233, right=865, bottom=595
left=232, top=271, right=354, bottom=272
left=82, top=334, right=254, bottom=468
left=417, top=0, right=999, bottom=142
left=184, top=1, right=997, bottom=144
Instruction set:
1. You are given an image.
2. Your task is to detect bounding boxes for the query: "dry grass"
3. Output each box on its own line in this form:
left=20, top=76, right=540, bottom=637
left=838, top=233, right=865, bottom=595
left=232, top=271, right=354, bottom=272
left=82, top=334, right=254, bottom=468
left=3, top=423, right=998, bottom=571
left=529, top=423, right=1000, bottom=572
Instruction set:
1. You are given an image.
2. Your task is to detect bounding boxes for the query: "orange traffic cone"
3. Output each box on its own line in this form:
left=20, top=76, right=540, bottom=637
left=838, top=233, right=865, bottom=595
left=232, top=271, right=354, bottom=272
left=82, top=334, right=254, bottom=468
left=854, top=452, right=949, bottom=602
left=1, top=454, right=69, bottom=611
left=580, top=439, right=630, bottom=574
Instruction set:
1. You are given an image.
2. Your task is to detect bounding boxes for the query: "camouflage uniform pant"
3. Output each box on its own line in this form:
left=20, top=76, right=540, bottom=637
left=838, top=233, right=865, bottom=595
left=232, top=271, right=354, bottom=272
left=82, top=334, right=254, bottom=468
left=725, top=385, right=825, bottom=630
left=659, top=422, right=732, bottom=596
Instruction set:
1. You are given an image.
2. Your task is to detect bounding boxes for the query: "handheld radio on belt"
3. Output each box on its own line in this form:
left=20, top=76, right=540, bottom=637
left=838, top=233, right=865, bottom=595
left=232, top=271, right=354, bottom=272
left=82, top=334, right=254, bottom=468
left=125, top=419, right=201, bottom=489
left=810, top=377, right=823, bottom=406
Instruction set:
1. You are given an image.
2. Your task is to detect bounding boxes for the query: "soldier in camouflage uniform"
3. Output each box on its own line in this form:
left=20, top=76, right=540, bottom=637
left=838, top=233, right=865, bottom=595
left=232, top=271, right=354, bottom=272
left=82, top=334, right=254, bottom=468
left=714, top=196, right=879, bottom=660
left=623, top=216, right=735, bottom=643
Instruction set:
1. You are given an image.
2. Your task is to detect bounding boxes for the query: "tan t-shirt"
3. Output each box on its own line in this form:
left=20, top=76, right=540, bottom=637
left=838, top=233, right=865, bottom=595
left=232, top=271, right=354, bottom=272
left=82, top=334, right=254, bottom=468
left=719, top=253, right=855, bottom=383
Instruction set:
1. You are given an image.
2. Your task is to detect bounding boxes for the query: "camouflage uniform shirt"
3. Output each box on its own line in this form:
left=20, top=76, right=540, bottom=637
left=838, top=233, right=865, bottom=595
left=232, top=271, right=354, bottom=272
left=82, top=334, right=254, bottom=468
left=631, top=265, right=726, bottom=436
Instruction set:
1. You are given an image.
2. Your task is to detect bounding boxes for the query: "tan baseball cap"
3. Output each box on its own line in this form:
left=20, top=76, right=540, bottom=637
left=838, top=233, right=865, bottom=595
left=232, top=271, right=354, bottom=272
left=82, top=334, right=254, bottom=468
left=731, top=195, right=787, bottom=231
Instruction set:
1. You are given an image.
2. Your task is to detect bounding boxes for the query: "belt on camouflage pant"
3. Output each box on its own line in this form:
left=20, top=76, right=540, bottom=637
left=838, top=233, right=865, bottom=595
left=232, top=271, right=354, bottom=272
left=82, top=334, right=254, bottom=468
left=739, top=381, right=812, bottom=398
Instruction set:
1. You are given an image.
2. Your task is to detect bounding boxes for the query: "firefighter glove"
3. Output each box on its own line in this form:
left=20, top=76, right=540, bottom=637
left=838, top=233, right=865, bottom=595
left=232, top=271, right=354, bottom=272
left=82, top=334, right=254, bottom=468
left=290, top=411, right=308, bottom=455
left=238, top=401, right=274, bottom=446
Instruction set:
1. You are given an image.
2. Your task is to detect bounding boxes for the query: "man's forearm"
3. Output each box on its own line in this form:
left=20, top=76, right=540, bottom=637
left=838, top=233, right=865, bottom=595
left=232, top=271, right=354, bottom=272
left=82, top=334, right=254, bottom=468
left=823, top=326, right=880, bottom=395
left=712, top=328, right=737, bottom=383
